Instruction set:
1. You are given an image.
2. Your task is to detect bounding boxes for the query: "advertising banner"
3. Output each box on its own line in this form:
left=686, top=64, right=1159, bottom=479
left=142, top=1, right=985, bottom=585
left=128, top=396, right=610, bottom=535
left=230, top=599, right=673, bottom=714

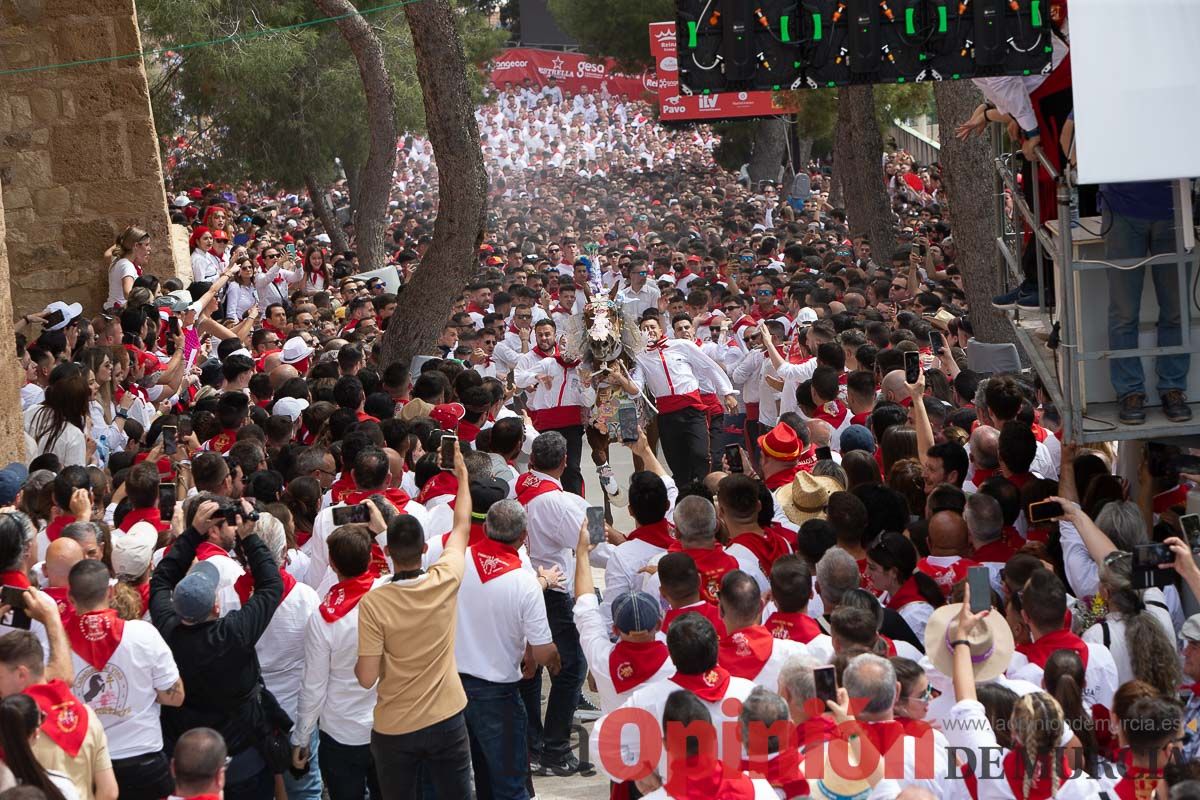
left=488, top=49, right=654, bottom=99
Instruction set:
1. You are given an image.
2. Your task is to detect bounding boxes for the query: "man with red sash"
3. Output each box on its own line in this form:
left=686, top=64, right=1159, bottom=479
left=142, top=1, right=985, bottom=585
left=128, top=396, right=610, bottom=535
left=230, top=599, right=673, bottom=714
left=590, top=612, right=756, bottom=786
left=1007, top=569, right=1119, bottom=710
left=291, top=525, right=390, bottom=799
left=184, top=496, right=246, bottom=616
left=718, top=474, right=792, bottom=593
left=42, top=538, right=83, bottom=622
left=67, top=559, right=183, bottom=799
left=998, top=422, right=1041, bottom=493
left=763, top=556, right=834, bottom=662
left=43, top=467, right=93, bottom=550
left=421, top=477, right=510, bottom=569
left=916, top=511, right=979, bottom=601
left=644, top=496, right=739, bottom=607
left=513, top=319, right=587, bottom=495
left=1099, top=696, right=1182, bottom=800
left=307, top=446, right=431, bottom=594
left=809, top=366, right=853, bottom=450
left=201, top=392, right=249, bottom=455
left=716, top=570, right=810, bottom=691
left=170, top=727, right=230, bottom=800
left=964, top=493, right=1017, bottom=594
left=515, top=431, right=596, bottom=775
left=656, top=552, right=726, bottom=637
left=118, top=461, right=171, bottom=535
left=0, top=587, right=118, bottom=800
left=456, top=498, right=559, bottom=797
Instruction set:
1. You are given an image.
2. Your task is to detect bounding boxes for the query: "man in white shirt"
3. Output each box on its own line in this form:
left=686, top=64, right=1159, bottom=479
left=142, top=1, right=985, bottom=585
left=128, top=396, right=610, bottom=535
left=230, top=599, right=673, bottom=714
left=456, top=499, right=559, bottom=797
left=615, top=260, right=660, bottom=319
left=292, top=525, right=388, bottom=799
left=67, top=559, right=183, bottom=800
left=513, top=320, right=586, bottom=495
left=716, top=570, right=810, bottom=691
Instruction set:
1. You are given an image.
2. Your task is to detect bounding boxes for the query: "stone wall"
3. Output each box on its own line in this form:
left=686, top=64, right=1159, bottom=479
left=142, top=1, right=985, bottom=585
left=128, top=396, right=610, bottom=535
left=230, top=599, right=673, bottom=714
left=0, top=0, right=176, bottom=317
left=0, top=180, right=28, bottom=465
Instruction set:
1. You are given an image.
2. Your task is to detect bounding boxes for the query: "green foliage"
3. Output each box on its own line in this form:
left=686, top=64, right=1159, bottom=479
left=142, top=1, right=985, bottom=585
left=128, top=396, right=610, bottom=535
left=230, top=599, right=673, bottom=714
left=545, top=0, right=672, bottom=70
left=874, top=83, right=934, bottom=129
left=141, top=0, right=505, bottom=188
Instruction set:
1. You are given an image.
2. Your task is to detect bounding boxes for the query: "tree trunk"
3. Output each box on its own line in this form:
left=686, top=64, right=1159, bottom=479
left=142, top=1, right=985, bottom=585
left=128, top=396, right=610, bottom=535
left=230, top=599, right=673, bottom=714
left=794, top=136, right=813, bottom=170
left=380, top=0, right=488, bottom=367
left=934, top=81, right=1015, bottom=345
left=834, top=85, right=894, bottom=263
left=305, top=174, right=351, bottom=254
left=312, top=0, right=397, bottom=273
left=747, top=117, right=787, bottom=184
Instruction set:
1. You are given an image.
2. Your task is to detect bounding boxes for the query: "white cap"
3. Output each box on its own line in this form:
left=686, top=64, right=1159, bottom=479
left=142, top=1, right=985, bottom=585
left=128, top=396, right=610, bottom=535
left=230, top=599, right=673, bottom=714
left=280, top=337, right=314, bottom=365
left=796, top=307, right=819, bottom=324
left=113, top=521, right=159, bottom=578
left=172, top=193, right=192, bottom=208
left=44, top=301, right=83, bottom=331
left=315, top=233, right=331, bottom=244
left=273, top=397, right=309, bottom=422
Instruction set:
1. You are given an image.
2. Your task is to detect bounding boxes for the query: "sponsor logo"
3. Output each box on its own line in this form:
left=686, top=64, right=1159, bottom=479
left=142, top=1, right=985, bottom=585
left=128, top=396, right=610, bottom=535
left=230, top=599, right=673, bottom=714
left=659, top=56, right=678, bottom=72
left=655, top=28, right=675, bottom=41
left=577, top=61, right=606, bottom=76
left=493, top=59, right=528, bottom=70
left=737, top=91, right=749, bottom=101
left=698, top=95, right=719, bottom=109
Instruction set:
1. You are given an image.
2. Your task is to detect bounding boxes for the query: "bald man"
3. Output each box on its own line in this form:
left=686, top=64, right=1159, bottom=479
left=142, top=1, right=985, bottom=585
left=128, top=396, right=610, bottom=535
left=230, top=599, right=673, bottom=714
left=42, top=537, right=85, bottom=618
left=808, top=420, right=834, bottom=452
left=965, top=425, right=1000, bottom=491
left=269, top=364, right=300, bottom=390
left=916, top=510, right=978, bottom=600
left=384, top=448, right=406, bottom=490
left=879, top=369, right=909, bottom=404
left=261, top=351, right=284, bottom=375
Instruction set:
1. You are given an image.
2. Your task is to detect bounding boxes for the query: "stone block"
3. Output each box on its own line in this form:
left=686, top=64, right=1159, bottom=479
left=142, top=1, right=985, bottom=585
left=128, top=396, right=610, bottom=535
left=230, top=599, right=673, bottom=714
left=49, top=124, right=102, bottom=183
left=13, top=268, right=70, bottom=293
left=1, top=187, right=31, bottom=209
left=58, top=22, right=114, bottom=65
left=111, top=15, right=142, bottom=56
left=8, top=95, right=32, bottom=130
left=126, top=118, right=161, bottom=176
left=2, top=132, right=33, bottom=150
left=33, top=185, right=69, bottom=216
left=28, top=88, right=58, bottom=124
left=10, top=149, right=53, bottom=189
left=100, top=121, right=128, bottom=178
left=62, top=219, right=113, bottom=260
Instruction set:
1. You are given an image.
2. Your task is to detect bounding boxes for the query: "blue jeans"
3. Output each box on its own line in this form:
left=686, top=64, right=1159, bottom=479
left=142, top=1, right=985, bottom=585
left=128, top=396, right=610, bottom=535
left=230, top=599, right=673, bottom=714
left=283, top=728, right=322, bottom=800
left=1105, top=209, right=1190, bottom=398
left=319, top=730, right=379, bottom=800
left=519, top=589, right=585, bottom=763
left=461, top=674, right=530, bottom=800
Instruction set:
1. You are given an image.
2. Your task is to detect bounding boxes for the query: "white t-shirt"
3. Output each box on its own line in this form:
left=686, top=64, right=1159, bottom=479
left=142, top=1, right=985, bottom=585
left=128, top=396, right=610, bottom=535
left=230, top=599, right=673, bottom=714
left=69, top=618, right=179, bottom=759
left=257, top=581, right=321, bottom=721
left=106, top=258, right=138, bottom=309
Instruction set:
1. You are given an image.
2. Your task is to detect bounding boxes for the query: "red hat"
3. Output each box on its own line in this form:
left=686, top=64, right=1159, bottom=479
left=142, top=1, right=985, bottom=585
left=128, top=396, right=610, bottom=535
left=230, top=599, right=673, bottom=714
left=758, top=422, right=802, bottom=461
left=123, top=344, right=161, bottom=373
left=187, top=188, right=203, bottom=200
left=187, top=225, right=211, bottom=252
left=485, top=256, right=503, bottom=266
left=479, top=244, right=494, bottom=254
left=430, top=403, right=466, bottom=431
left=288, top=206, right=304, bottom=216
left=686, top=254, right=701, bottom=263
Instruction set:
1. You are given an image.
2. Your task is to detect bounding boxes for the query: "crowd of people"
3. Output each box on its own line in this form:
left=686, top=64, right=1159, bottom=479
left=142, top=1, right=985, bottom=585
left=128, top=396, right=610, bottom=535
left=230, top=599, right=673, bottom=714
left=1, top=74, right=1198, bottom=800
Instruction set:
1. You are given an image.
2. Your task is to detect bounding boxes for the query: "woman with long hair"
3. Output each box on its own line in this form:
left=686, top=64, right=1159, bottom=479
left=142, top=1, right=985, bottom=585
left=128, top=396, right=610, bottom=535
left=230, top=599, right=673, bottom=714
left=1043, top=649, right=1101, bottom=778
left=282, top=477, right=322, bottom=551
left=1082, top=552, right=1181, bottom=695
left=300, top=246, right=332, bottom=293
left=866, top=531, right=944, bottom=641
left=887, top=458, right=926, bottom=520
left=189, top=226, right=221, bottom=283
left=104, top=225, right=151, bottom=311
left=881, top=425, right=919, bottom=480
left=25, top=363, right=90, bottom=467
left=0, top=694, right=76, bottom=800
left=891, top=656, right=934, bottom=731
left=79, top=348, right=131, bottom=460
left=842, top=450, right=882, bottom=490
left=224, top=256, right=259, bottom=322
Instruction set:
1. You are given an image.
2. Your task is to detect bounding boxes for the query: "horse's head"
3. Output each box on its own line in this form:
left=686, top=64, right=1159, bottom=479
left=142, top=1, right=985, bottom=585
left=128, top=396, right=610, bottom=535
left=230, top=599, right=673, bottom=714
left=582, top=300, right=623, bottom=363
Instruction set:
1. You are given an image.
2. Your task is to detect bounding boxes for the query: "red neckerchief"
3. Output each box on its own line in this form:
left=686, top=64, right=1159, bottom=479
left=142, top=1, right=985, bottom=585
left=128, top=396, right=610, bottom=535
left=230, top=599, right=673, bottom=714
left=764, top=462, right=802, bottom=491
left=119, top=506, right=167, bottom=534
left=1153, top=483, right=1190, bottom=514
left=1018, top=628, right=1089, bottom=670
left=885, top=576, right=927, bottom=611
left=662, top=601, right=725, bottom=636
left=25, top=680, right=87, bottom=757
left=646, top=336, right=670, bottom=352
left=466, top=302, right=488, bottom=315
left=0, top=569, right=30, bottom=589
left=916, top=556, right=979, bottom=600
left=667, top=544, right=739, bottom=604
left=1031, top=422, right=1049, bottom=443
left=859, top=720, right=909, bottom=759
left=44, top=587, right=73, bottom=621
left=1006, top=471, right=1035, bottom=490
left=664, top=755, right=755, bottom=799
left=458, top=420, right=482, bottom=444
left=66, top=609, right=125, bottom=670
left=1110, top=765, right=1161, bottom=800
left=368, top=543, right=389, bottom=578
left=718, top=625, right=775, bottom=680
left=742, top=750, right=806, bottom=799
left=856, top=558, right=881, bottom=596
left=342, top=487, right=412, bottom=511
left=730, top=530, right=791, bottom=577
left=254, top=349, right=281, bottom=373
left=850, top=411, right=871, bottom=426
left=670, top=665, right=732, bottom=703
left=442, top=521, right=487, bottom=549
left=194, top=542, right=230, bottom=562
left=470, top=537, right=523, bottom=584
left=627, top=519, right=676, bottom=549
left=536, top=344, right=580, bottom=370
left=516, top=472, right=562, bottom=506
left=45, top=515, right=76, bottom=543
left=608, top=639, right=670, bottom=694
left=812, top=399, right=849, bottom=428
left=796, top=715, right=839, bottom=751
left=319, top=572, right=376, bottom=622
left=295, top=527, right=312, bottom=547
left=233, top=567, right=297, bottom=605
left=972, top=540, right=1016, bottom=564
left=206, top=428, right=239, bottom=454
left=329, top=474, right=357, bottom=504
left=135, top=581, right=150, bottom=615
left=971, top=466, right=996, bottom=486
left=1001, top=749, right=1073, bottom=800
left=355, top=410, right=380, bottom=423
left=417, top=472, right=458, bottom=505
left=764, top=611, right=822, bottom=643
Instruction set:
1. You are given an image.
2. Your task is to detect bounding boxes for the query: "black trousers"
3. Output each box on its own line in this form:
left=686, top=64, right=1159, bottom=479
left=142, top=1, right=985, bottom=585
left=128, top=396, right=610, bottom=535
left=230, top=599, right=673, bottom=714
left=371, top=713, right=474, bottom=799
left=112, top=751, right=174, bottom=800
left=549, top=424, right=585, bottom=496
left=657, top=406, right=711, bottom=487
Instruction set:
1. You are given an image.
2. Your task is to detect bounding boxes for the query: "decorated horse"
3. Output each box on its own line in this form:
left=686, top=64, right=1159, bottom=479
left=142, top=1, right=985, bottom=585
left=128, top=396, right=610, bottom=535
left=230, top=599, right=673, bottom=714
left=561, top=284, right=649, bottom=505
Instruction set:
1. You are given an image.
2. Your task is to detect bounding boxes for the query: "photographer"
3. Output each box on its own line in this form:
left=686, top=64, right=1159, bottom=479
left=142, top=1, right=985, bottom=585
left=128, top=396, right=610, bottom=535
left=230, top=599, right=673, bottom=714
left=149, top=496, right=287, bottom=800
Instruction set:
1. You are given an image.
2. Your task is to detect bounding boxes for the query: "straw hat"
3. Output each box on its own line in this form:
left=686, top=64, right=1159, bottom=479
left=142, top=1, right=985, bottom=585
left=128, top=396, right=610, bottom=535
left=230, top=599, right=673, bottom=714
left=775, top=472, right=842, bottom=525
left=924, top=602, right=1015, bottom=684
left=809, top=751, right=873, bottom=800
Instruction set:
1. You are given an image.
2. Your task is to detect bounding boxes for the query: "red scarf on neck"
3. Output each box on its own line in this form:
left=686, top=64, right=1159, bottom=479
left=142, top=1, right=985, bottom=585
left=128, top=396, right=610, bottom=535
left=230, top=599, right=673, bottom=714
left=194, top=542, right=230, bottom=562
left=45, top=515, right=75, bottom=543
left=516, top=472, right=562, bottom=506
left=1110, top=765, right=1162, bottom=800
left=662, top=601, right=725, bottom=636
left=119, top=506, right=168, bottom=533
left=740, top=750, right=807, bottom=799
left=66, top=609, right=125, bottom=671
left=329, top=474, right=357, bottom=504
left=319, top=572, right=376, bottom=622
left=1001, top=749, right=1074, bottom=800
left=730, top=530, right=791, bottom=577
left=885, top=576, right=927, bottom=611
left=25, top=680, right=87, bottom=757
left=670, top=665, right=732, bottom=703
left=44, top=586, right=73, bottom=621
left=342, top=487, right=412, bottom=510
left=470, top=538, right=523, bottom=583
left=673, top=545, right=738, bottom=605
left=718, top=625, right=775, bottom=680
left=0, top=570, right=31, bottom=589
left=417, top=472, right=458, bottom=505
left=608, top=639, right=670, bottom=694
left=664, top=755, right=755, bottom=799
left=971, top=466, right=996, bottom=486
left=627, top=519, right=676, bottom=549
left=233, top=567, right=297, bottom=606
left=763, top=462, right=802, bottom=491
left=812, top=399, right=849, bottom=428
left=972, top=539, right=1017, bottom=564
left=536, top=344, right=580, bottom=370
left=1017, top=628, right=1089, bottom=670
left=763, top=611, right=822, bottom=643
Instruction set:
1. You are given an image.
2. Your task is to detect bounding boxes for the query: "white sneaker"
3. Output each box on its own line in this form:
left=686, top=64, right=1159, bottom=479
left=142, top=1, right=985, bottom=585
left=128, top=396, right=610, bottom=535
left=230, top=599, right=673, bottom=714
left=597, top=464, right=627, bottom=507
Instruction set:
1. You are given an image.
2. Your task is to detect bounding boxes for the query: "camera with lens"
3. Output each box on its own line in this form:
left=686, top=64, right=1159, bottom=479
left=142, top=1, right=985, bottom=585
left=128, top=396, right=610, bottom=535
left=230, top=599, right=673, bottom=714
left=216, top=501, right=259, bottom=525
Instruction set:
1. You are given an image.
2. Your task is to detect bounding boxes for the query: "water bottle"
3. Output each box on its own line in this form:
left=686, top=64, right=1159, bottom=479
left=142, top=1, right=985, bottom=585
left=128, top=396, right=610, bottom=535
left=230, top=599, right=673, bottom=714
left=96, top=434, right=109, bottom=466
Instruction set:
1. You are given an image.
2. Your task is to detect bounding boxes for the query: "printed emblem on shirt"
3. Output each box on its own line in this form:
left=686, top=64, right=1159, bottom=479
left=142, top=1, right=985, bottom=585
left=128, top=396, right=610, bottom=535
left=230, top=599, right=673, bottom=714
left=617, top=662, right=634, bottom=680
left=74, top=664, right=130, bottom=719
left=478, top=554, right=508, bottom=576
left=702, top=669, right=720, bottom=687
left=731, top=632, right=752, bottom=657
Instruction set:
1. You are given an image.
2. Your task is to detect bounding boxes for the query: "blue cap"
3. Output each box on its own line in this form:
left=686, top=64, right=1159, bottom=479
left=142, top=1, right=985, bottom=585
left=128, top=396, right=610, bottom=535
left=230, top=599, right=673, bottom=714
left=839, top=425, right=876, bottom=455
left=0, top=463, right=28, bottom=506
left=611, top=591, right=662, bottom=634
left=173, top=560, right=221, bottom=623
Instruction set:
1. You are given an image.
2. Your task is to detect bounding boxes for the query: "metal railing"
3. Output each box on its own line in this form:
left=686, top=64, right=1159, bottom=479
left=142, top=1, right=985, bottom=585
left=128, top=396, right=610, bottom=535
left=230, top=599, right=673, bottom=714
left=888, top=118, right=941, bottom=166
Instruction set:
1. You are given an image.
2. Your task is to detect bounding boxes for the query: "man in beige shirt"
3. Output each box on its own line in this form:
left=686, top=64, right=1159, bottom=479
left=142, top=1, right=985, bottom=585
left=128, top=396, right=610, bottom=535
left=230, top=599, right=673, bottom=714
left=355, top=446, right=474, bottom=798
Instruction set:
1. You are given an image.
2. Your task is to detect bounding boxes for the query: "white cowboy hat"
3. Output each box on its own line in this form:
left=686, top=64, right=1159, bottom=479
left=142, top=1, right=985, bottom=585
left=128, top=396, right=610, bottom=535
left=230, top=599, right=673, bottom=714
left=924, top=602, right=1015, bottom=684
